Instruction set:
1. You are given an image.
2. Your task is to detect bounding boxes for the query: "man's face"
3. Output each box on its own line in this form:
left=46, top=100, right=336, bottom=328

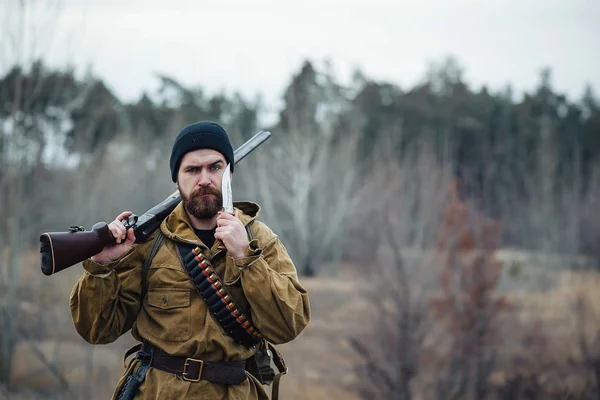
left=176, top=149, right=229, bottom=220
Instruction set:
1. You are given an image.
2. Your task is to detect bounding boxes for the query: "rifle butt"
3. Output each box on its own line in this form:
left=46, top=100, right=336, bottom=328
left=40, top=222, right=114, bottom=275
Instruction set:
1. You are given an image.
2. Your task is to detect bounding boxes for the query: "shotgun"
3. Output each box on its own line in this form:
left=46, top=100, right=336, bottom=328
left=39, top=130, right=271, bottom=276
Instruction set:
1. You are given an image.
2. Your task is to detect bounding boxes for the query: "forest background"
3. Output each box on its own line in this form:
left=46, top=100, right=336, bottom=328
left=1, top=1, right=600, bottom=399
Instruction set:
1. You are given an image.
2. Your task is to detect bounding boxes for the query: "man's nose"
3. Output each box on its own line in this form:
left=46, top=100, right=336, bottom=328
left=197, top=171, right=211, bottom=186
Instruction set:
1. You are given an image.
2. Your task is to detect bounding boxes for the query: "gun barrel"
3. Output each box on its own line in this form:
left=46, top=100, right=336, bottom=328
left=234, top=130, right=271, bottom=164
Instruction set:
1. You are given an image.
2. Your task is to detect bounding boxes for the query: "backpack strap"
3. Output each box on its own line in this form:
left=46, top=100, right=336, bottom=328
left=119, top=231, right=166, bottom=391
left=245, top=220, right=255, bottom=242
left=141, top=230, right=166, bottom=308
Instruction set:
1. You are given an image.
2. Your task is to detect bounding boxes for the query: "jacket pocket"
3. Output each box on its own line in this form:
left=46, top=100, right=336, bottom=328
left=142, top=288, right=191, bottom=342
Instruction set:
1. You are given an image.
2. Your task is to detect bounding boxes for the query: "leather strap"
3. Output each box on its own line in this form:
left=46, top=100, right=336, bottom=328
left=142, top=342, right=248, bottom=385
left=123, top=343, right=142, bottom=369
left=116, top=345, right=152, bottom=400
left=266, top=342, right=288, bottom=400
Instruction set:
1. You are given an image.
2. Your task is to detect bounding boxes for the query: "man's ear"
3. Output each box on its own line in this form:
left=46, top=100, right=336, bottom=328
left=176, top=181, right=180, bottom=190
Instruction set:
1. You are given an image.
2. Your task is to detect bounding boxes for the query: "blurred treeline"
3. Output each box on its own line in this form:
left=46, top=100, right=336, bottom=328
left=1, top=57, right=599, bottom=268
left=1, top=56, right=600, bottom=399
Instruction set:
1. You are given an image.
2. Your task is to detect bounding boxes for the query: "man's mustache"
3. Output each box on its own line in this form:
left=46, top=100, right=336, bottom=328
left=192, top=186, right=220, bottom=197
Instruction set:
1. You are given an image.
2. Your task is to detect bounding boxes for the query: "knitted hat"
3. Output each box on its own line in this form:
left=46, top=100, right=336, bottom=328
left=169, top=121, right=234, bottom=182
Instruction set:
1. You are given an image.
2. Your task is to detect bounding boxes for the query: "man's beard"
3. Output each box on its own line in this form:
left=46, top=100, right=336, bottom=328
left=181, top=186, right=223, bottom=220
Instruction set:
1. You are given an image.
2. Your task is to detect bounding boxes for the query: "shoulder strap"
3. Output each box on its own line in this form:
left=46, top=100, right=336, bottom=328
left=266, top=342, right=288, bottom=400
left=245, top=220, right=255, bottom=242
left=141, top=230, right=166, bottom=306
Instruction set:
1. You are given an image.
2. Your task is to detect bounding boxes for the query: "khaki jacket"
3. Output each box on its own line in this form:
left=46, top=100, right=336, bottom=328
left=69, top=201, right=311, bottom=399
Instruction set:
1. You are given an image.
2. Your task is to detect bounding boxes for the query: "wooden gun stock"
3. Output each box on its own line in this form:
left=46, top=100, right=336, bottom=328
left=40, top=222, right=113, bottom=276
left=39, top=130, right=271, bottom=276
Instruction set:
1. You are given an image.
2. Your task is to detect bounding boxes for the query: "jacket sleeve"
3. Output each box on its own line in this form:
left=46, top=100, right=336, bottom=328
left=69, top=247, right=144, bottom=345
left=226, top=223, right=311, bottom=345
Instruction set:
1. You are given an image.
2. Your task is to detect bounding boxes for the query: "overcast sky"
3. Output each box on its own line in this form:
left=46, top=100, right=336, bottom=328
left=2, top=0, right=599, bottom=116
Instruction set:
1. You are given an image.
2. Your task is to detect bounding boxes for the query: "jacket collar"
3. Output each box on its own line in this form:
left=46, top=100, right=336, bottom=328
left=160, top=200, right=261, bottom=245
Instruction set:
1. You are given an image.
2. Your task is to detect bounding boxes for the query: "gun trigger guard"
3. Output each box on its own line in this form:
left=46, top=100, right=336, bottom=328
left=123, top=215, right=138, bottom=230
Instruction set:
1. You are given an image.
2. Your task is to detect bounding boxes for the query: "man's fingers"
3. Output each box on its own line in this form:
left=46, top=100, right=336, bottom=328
left=117, top=211, right=133, bottom=220
left=214, top=231, right=227, bottom=241
left=107, top=211, right=134, bottom=243
left=218, top=211, right=238, bottom=222
left=217, top=218, right=235, bottom=227
left=125, top=227, right=136, bottom=245
left=110, top=226, right=123, bottom=243
left=215, top=226, right=232, bottom=235
left=217, top=215, right=243, bottom=229
left=110, top=220, right=130, bottom=243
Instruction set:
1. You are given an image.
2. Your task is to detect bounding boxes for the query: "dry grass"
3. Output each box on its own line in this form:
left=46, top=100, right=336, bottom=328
left=4, top=251, right=367, bottom=399
left=3, top=250, right=600, bottom=399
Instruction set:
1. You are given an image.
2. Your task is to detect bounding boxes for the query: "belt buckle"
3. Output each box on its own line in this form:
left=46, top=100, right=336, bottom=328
left=182, top=357, right=204, bottom=382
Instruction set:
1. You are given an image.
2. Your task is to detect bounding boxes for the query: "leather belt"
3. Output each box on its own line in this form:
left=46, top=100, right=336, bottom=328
left=141, top=342, right=248, bottom=385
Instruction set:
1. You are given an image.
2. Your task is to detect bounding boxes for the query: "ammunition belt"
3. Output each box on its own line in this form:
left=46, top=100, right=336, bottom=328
left=177, top=243, right=263, bottom=348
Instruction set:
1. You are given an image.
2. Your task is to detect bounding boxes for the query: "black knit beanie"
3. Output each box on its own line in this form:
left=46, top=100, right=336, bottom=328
left=169, top=121, right=234, bottom=182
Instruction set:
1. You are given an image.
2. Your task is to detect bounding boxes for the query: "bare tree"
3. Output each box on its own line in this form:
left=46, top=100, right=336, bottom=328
left=0, top=0, right=29, bottom=385
left=0, top=0, right=81, bottom=389
left=247, top=62, right=364, bottom=276
left=350, top=129, right=453, bottom=399
left=427, top=178, right=510, bottom=400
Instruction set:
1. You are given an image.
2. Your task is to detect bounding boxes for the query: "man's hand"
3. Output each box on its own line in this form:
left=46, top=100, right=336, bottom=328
left=90, top=211, right=136, bottom=265
left=215, top=210, right=249, bottom=259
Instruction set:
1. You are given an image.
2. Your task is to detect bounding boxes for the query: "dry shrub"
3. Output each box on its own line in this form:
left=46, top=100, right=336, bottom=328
left=422, top=179, right=510, bottom=400
left=486, top=270, right=600, bottom=398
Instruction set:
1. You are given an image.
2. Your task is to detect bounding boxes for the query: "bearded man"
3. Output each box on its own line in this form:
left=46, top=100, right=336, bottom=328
left=69, top=121, right=311, bottom=400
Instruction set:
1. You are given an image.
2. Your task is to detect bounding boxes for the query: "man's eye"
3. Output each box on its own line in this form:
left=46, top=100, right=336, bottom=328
left=210, top=165, right=221, bottom=171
